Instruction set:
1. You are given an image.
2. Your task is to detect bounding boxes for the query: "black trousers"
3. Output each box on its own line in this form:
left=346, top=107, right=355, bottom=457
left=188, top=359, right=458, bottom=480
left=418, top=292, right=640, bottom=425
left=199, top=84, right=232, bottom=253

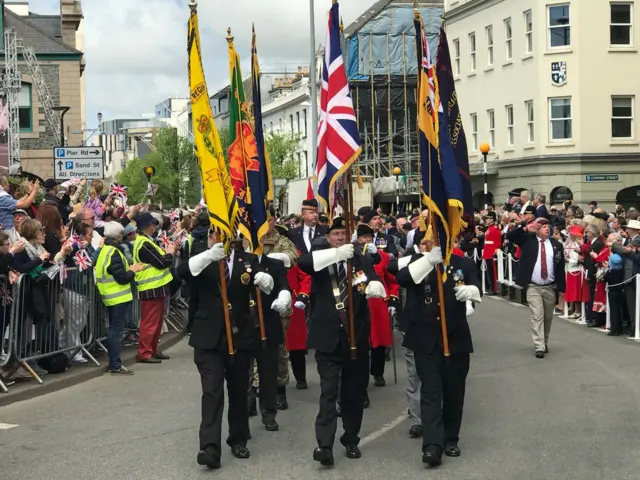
left=289, top=349, right=307, bottom=382
left=609, top=289, right=627, bottom=334
left=193, top=348, right=250, bottom=458
left=485, top=259, right=496, bottom=294
left=315, top=344, right=369, bottom=449
left=370, top=346, right=386, bottom=377
left=414, top=351, right=470, bottom=451
left=254, top=345, right=279, bottom=423
left=625, top=284, right=636, bottom=330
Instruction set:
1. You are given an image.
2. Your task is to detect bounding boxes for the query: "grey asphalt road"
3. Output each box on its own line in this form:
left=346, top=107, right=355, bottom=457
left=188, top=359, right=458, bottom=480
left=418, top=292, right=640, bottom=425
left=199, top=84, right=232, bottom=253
left=3, top=297, right=640, bottom=480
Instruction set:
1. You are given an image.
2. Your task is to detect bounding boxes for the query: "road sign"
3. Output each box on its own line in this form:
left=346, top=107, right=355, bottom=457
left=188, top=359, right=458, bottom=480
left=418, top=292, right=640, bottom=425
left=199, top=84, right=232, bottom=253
left=585, top=174, right=619, bottom=182
left=53, top=147, right=104, bottom=180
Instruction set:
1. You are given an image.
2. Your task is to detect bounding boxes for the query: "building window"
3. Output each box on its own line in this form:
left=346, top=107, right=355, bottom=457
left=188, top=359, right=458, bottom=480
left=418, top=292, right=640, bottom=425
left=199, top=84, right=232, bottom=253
left=611, top=3, right=632, bottom=46
left=548, top=4, right=571, bottom=48
left=549, top=97, right=572, bottom=141
left=453, top=38, right=461, bottom=75
left=296, top=111, right=300, bottom=134
left=612, top=96, right=634, bottom=138
left=470, top=113, right=478, bottom=151
left=18, top=83, right=32, bottom=132
left=525, top=100, right=534, bottom=142
left=290, top=114, right=294, bottom=133
left=270, top=121, right=273, bottom=133
left=303, top=109, right=308, bottom=137
left=486, top=26, right=494, bottom=66
left=504, top=18, right=512, bottom=60
left=487, top=109, right=495, bottom=147
left=469, top=32, right=476, bottom=71
left=506, top=105, right=514, bottom=146
left=524, top=10, right=533, bottom=54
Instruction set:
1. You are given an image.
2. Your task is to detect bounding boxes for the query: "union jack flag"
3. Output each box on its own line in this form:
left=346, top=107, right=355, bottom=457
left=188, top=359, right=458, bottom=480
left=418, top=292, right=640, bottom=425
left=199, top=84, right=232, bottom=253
left=169, top=209, right=179, bottom=223
left=314, top=1, right=361, bottom=217
left=0, top=283, right=12, bottom=307
left=172, top=228, right=187, bottom=245
left=69, top=230, right=82, bottom=249
left=158, top=230, right=171, bottom=248
left=74, top=249, right=92, bottom=272
left=109, top=183, right=128, bottom=200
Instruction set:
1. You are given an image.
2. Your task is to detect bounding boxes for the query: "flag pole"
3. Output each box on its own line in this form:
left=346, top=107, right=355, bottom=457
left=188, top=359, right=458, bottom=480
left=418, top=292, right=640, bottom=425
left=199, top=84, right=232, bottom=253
left=309, top=0, right=318, bottom=180
left=344, top=169, right=357, bottom=360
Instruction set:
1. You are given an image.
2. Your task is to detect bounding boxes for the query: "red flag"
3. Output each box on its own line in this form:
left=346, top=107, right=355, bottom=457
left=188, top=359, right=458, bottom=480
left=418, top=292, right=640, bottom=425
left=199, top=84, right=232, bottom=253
left=306, top=178, right=314, bottom=200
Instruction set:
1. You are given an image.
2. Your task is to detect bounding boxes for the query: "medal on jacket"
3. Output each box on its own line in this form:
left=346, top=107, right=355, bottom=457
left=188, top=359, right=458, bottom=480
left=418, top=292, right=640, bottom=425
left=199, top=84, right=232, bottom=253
left=453, top=269, right=465, bottom=287
left=241, top=261, right=252, bottom=285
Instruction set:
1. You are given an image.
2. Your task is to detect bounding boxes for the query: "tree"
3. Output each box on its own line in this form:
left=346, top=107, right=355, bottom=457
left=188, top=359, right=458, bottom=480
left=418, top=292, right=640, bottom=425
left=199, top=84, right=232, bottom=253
left=117, top=128, right=201, bottom=206
left=265, top=132, right=301, bottom=181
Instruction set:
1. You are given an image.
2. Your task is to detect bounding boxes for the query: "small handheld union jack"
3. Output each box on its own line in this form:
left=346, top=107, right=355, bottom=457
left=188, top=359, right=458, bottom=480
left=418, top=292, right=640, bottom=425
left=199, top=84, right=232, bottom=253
left=169, top=209, right=179, bottom=223
left=109, top=183, right=128, bottom=199
left=172, top=228, right=187, bottom=245
left=0, top=283, right=12, bottom=307
left=68, top=229, right=82, bottom=249
left=74, top=249, right=92, bottom=272
left=158, top=230, right=171, bottom=248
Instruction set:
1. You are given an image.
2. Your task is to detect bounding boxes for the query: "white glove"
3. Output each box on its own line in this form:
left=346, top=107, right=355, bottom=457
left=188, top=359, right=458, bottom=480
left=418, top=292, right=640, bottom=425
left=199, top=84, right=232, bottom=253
left=294, top=301, right=306, bottom=310
left=454, top=285, right=482, bottom=303
left=254, top=271, right=274, bottom=295
left=336, top=244, right=354, bottom=262
left=424, top=246, right=443, bottom=265
left=351, top=232, right=358, bottom=242
left=388, top=306, right=396, bottom=317
left=188, top=243, right=225, bottom=277
left=466, top=301, right=475, bottom=317
left=365, top=280, right=387, bottom=299
left=267, top=252, right=291, bottom=268
left=271, top=290, right=292, bottom=314
left=365, top=243, right=378, bottom=255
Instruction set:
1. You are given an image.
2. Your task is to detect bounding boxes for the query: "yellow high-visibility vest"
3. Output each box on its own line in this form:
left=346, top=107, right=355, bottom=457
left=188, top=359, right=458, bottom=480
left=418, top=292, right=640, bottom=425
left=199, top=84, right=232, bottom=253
left=132, top=235, right=173, bottom=292
left=95, top=245, right=134, bottom=306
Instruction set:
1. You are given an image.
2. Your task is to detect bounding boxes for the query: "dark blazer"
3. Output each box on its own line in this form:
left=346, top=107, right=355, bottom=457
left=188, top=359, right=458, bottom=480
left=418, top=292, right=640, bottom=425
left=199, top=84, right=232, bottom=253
left=506, top=226, right=566, bottom=293
left=389, top=254, right=478, bottom=355
left=246, top=255, right=290, bottom=350
left=178, top=244, right=264, bottom=352
left=536, top=204, right=549, bottom=219
left=288, top=224, right=327, bottom=255
left=299, top=243, right=380, bottom=354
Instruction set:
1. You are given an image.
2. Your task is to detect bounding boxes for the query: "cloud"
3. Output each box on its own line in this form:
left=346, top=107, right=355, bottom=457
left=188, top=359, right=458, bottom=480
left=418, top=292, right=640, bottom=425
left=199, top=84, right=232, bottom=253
left=31, top=0, right=380, bottom=127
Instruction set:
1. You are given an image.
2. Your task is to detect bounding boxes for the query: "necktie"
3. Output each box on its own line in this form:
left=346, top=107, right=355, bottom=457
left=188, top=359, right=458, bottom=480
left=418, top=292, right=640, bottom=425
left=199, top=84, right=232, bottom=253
left=337, top=262, right=348, bottom=304
left=308, top=227, right=314, bottom=243
left=540, top=240, right=548, bottom=281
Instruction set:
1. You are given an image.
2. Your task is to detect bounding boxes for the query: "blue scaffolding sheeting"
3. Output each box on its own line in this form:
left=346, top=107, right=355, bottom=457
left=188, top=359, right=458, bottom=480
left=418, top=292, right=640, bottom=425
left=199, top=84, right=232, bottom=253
left=346, top=5, right=443, bottom=81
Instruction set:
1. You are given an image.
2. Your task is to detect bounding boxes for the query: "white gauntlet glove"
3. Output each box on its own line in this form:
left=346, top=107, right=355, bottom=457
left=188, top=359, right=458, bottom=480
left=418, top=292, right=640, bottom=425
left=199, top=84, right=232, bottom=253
left=188, top=243, right=225, bottom=276
left=408, top=246, right=443, bottom=284
left=425, top=246, right=444, bottom=265
left=311, top=244, right=354, bottom=271
left=454, top=285, right=482, bottom=303
left=254, top=271, right=274, bottom=294
left=336, top=244, right=355, bottom=262
left=271, top=290, right=292, bottom=314
left=365, top=280, right=387, bottom=299
left=365, top=243, right=378, bottom=255
left=267, top=252, right=292, bottom=268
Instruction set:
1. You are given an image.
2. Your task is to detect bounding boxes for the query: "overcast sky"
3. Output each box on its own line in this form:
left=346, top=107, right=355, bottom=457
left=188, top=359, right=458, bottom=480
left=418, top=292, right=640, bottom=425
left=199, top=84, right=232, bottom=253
left=30, top=0, right=380, bottom=129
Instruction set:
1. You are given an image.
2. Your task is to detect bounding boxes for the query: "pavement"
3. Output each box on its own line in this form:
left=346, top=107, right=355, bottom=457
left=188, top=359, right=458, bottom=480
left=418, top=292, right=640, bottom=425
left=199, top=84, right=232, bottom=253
left=3, top=298, right=640, bottom=479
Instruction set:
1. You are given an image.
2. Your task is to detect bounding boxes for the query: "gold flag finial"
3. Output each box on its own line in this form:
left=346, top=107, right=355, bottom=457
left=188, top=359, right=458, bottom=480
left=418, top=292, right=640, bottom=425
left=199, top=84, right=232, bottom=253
left=340, top=16, right=344, bottom=33
left=226, top=27, right=233, bottom=43
left=188, top=0, right=197, bottom=12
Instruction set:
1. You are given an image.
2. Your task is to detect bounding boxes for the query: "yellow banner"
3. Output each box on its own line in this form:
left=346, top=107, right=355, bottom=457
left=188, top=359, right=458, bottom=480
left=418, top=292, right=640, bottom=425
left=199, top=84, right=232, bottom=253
left=187, top=8, right=238, bottom=251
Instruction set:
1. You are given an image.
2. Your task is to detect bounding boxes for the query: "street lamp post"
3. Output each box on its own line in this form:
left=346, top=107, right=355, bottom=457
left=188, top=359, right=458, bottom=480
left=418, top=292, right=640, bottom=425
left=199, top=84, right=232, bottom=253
left=143, top=165, right=156, bottom=203
left=393, top=166, right=401, bottom=214
left=52, top=105, right=71, bottom=147
left=479, top=143, right=491, bottom=210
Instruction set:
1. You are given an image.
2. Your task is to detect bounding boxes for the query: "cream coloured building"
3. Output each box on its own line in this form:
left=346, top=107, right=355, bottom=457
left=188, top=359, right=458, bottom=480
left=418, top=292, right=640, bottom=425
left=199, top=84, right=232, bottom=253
left=444, top=0, right=640, bottom=210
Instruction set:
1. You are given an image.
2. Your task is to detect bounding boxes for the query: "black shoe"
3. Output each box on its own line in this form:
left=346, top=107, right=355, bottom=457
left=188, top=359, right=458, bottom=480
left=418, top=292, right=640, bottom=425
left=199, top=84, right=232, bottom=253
left=313, top=447, right=334, bottom=467
left=535, top=351, right=545, bottom=359
left=409, top=425, right=423, bottom=438
left=374, top=376, right=386, bottom=387
left=248, top=389, right=258, bottom=417
left=138, top=356, right=161, bottom=364
left=544, top=345, right=549, bottom=354
left=608, top=331, right=622, bottom=336
left=108, top=366, right=134, bottom=375
left=422, top=446, right=442, bottom=467
left=230, top=444, right=251, bottom=459
left=154, top=352, right=170, bottom=360
left=263, top=419, right=279, bottom=432
left=276, top=387, right=288, bottom=410
left=336, top=403, right=342, bottom=417
left=363, top=392, right=370, bottom=408
left=296, top=380, right=308, bottom=390
left=345, top=445, right=362, bottom=459
left=587, top=322, right=601, bottom=328
left=444, top=443, right=461, bottom=457
left=197, top=449, right=221, bottom=469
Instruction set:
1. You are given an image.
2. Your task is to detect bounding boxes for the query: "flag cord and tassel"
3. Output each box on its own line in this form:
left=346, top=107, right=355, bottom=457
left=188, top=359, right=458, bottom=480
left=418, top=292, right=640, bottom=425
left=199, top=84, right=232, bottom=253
left=344, top=169, right=357, bottom=360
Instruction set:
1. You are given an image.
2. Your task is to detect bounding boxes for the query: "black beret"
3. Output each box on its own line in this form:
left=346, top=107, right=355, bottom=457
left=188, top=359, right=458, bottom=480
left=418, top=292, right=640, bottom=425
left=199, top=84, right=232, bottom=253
left=319, top=213, right=329, bottom=222
left=357, top=206, right=372, bottom=216
left=362, top=210, right=379, bottom=224
left=356, top=223, right=374, bottom=237
left=483, top=211, right=497, bottom=221
left=328, top=217, right=346, bottom=232
left=302, top=199, right=318, bottom=210
left=523, top=205, right=536, bottom=215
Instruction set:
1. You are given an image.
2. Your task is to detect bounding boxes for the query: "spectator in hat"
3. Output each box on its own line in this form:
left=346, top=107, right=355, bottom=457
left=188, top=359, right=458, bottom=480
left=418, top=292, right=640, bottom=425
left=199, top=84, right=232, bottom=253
left=522, top=205, right=537, bottom=224
left=361, top=209, right=398, bottom=259
left=6, top=208, right=29, bottom=243
left=0, top=176, right=39, bottom=232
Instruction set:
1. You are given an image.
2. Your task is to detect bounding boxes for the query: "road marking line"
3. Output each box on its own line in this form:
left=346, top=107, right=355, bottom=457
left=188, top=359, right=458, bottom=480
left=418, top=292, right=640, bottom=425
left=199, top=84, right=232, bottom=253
left=360, top=412, right=408, bottom=447
left=0, top=423, right=19, bottom=430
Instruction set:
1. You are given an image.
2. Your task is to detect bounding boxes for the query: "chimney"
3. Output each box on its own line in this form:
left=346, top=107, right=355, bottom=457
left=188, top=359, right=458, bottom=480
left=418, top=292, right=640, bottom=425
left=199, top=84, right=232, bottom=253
left=60, top=0, right=83, bottom=49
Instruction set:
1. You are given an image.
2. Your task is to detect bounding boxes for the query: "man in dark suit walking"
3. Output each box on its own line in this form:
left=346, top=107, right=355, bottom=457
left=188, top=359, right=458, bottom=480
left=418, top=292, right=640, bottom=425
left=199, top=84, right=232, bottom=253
left=288, top=199, right=327, bottom=255
left=507, top=218, right=566, bottom=358
left=389, top=230, right=481, bottom=467
left=178, top=221, right=275, bottom=469
left=299, top=217, right=387, bottom=466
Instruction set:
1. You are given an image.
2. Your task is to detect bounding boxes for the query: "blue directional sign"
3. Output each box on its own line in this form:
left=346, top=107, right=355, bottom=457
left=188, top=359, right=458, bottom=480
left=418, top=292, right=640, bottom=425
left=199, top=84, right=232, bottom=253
left=52, top=146, right=104, bottom=181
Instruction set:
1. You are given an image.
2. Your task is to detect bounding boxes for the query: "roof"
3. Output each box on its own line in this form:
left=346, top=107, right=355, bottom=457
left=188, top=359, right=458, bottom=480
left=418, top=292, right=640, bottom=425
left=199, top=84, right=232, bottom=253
left=3, top=8, right=82, bottom=55
left=344, top=0, right=442, bottom=37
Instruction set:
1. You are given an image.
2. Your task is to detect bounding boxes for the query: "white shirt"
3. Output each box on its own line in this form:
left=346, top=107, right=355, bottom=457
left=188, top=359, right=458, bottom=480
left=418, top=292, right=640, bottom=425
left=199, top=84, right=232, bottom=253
left=532, top=238, right=555, bottom=285
left=406, top=228, right=417, bottom=249
left=227, top=249, right=235, bottom=276
left=303, top=225, right=315, bottom=252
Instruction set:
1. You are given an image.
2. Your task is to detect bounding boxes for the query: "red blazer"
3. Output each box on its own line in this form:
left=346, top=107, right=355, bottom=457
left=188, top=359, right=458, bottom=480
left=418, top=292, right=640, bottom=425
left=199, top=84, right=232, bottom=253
left=285, top=253, right=310, bottom=351
left=369, top=250, right=398, bottom=348
left=482, top=224, right=502, bottom=260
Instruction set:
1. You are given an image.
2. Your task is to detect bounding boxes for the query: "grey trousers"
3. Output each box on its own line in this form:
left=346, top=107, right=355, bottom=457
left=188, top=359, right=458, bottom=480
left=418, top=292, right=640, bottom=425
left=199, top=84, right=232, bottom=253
left=401, top=332, right=421, bottom=427
left=527, top=284, right=555, bottom=352
left=59, top=289, right=89, bottom=355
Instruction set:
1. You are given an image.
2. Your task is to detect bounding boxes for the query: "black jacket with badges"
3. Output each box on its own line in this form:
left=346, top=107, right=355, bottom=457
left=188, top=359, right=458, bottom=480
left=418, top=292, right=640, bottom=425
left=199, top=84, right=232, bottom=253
left=372, top=231, right=398, bottom=258
left=389, top=254, right=479, bottom=355
left=243, top=255, right=290, bottom=350
left=177, top=240, right=264, bottom=352
left=299, top=239, right=381, bottom=354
